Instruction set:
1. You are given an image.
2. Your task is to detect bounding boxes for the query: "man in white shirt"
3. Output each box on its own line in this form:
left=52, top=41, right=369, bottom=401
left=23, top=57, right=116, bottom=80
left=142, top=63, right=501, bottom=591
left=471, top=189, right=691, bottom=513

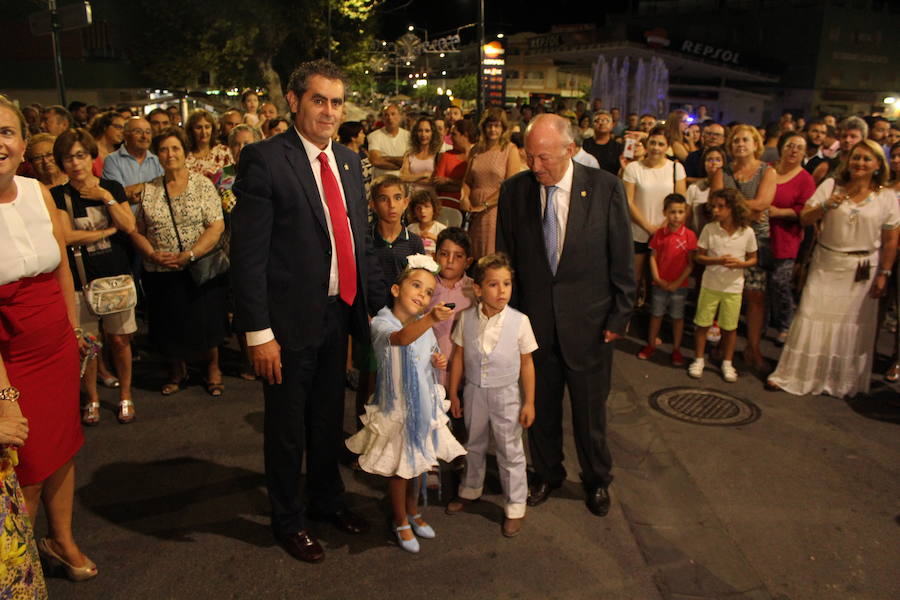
left=496, top=114, right=634, bottom=518
left=231, top=59, right=382, bottom=564
left=367, top=104, right=410, bottom=178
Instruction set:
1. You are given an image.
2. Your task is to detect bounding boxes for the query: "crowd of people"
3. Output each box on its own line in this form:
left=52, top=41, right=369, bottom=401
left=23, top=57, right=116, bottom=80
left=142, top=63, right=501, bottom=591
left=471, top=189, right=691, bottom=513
left=0, top=56, right=898, bottom=590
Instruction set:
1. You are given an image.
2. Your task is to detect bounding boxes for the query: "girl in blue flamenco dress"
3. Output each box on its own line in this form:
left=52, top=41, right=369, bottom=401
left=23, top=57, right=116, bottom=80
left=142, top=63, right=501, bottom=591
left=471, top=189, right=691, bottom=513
left=346, top=254, right=465, bottom=553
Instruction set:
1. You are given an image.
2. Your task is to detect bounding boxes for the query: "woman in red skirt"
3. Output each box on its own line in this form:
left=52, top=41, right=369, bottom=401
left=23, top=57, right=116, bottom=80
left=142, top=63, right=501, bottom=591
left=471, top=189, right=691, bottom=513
left=0, top=96, right=97, bottom=582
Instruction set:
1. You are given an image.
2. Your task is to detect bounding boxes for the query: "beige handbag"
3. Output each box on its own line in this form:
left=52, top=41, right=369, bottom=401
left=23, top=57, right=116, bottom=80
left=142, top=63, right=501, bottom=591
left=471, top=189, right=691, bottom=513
left=63, top=191, right=138, bottom=316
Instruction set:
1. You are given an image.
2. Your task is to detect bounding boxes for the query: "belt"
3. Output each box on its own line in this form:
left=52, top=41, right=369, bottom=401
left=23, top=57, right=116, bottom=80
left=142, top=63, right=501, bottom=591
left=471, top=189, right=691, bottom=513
left=819, top=244, right=875, bottom=257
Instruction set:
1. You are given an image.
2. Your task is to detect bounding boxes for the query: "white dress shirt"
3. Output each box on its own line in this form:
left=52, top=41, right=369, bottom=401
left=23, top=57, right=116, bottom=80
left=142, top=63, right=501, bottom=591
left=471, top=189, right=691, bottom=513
left=246, top=127, right=355, bottom=346
left=540, top=160, right=574, bottom=264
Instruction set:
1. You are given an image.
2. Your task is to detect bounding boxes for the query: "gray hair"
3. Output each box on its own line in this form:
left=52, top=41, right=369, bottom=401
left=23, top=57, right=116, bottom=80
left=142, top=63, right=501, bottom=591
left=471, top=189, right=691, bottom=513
left=840, top=116, right=868, bottom=139
left=525, top=113, right=575, bottom=146
left=228, top=123, right=262, bottom=147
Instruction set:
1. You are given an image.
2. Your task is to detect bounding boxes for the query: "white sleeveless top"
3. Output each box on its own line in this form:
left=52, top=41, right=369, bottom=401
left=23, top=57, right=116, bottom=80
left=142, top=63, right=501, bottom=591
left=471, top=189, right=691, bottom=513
left=0, top=176, right=61, bottom=286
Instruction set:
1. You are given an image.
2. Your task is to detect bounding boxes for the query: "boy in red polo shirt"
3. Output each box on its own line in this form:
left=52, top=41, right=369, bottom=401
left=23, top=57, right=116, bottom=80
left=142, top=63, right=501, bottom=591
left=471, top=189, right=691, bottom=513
left=638, top=194, right=697, bottom=365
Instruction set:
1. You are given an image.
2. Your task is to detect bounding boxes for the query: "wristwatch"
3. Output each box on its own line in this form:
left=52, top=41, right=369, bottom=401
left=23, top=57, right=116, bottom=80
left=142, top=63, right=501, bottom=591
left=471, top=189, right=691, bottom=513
left=0, top=386, right=20, bottom=402
left=105, top=199, right=116, bottom=206
left=879, top=269, right=892, bottom=277
left=189, top=250, right=196, bottom=262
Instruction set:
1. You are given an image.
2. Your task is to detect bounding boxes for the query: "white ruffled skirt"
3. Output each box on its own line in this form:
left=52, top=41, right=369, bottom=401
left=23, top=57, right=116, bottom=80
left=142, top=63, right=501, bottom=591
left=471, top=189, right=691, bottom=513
left=769, top=246, right=878, bottom=398
left=346, top=386, right=466, bottom=480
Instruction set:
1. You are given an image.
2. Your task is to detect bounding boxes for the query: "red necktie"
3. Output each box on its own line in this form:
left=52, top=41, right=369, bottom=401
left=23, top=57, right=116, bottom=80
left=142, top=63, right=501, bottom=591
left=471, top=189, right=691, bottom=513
left=317, top=152, right=356, bottom=305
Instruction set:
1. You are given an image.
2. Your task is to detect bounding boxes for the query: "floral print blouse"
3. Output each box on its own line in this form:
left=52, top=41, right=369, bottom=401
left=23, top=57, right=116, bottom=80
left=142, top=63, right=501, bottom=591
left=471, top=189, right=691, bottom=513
left=137, top=172, right=224, bottom=272
left=185, top=144, right=233, bottom=181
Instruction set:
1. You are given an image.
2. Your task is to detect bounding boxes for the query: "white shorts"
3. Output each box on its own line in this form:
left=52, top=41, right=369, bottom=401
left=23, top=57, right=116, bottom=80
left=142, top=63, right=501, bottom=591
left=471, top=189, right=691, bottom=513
left=76, top=292, right=138, bottom=336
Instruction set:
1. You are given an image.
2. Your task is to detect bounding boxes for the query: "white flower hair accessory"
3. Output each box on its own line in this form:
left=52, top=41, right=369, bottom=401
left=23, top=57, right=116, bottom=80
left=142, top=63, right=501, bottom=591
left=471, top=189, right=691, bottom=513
left=405, top=254, right=440, bottom=274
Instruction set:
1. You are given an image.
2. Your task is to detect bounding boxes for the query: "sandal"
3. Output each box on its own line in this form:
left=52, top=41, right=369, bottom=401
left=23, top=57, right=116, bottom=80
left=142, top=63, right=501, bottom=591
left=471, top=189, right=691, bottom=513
left=161, top=374, right=187, bottom=396
left=205, top=380, right=225, bottom=397
left=117, top=399, right=135, bottom=424
left=886, top=363, right=900, bottom=383
left=82, top=401, right=100, bottom=426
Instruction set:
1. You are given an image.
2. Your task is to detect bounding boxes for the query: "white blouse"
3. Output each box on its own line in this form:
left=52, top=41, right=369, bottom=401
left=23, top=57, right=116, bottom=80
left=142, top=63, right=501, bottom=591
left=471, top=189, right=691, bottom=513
left=806, top=178, right=900, bottom=252
left=0, top=176, right=60, bottom=286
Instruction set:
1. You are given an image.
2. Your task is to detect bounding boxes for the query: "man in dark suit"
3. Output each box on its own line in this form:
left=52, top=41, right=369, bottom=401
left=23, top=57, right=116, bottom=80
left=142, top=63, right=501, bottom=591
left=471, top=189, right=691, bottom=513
left=496, top=113, right=634, bottom=517
left=230, top=60, right=381, bottom=563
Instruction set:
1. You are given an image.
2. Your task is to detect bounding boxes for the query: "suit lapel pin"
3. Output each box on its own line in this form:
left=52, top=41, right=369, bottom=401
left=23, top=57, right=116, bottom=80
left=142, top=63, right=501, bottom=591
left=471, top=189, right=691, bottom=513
left=343, top=163, right=349, bottom=171
left=580, top=190, right=587, bottom=197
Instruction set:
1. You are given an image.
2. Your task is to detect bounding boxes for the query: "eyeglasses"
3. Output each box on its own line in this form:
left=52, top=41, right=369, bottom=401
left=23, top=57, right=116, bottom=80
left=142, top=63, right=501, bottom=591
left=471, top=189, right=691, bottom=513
left=110, top=123, right=125, bottom=130
left=703, top=131, right=725, bottom=138
left=62, top=151, right=90, bottom=163
left=127, top=129, right=152, bottom=136
left=29, top=152, right=54, bottom=163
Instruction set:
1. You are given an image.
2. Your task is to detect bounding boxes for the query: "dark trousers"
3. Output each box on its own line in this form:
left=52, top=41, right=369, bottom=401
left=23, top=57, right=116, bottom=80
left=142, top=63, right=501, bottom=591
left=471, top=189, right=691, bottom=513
left=529, top=334, right=614, bottom=490
left=263, top=300, right=350, bottom=538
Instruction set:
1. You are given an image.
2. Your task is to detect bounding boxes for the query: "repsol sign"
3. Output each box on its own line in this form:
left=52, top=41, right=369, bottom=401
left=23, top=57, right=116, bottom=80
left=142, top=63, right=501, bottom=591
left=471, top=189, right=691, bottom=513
left=680, top=40, right=740, bottom=65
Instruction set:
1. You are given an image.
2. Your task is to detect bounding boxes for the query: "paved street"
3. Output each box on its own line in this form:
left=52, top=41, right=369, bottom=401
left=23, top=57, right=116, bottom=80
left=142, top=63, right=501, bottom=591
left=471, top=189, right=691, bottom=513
left=40, top=324, right=899, bottom=600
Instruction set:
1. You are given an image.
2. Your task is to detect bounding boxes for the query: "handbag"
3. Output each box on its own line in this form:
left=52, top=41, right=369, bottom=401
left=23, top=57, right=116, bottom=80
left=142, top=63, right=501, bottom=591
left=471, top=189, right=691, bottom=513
left=63, top=192, right=138, bottom=316
left=163, top=181, right=230, bottom=286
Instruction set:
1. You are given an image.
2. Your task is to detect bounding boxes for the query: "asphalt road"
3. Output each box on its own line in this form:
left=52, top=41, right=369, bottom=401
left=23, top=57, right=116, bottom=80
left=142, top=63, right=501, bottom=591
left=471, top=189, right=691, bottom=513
left=39, top=320, right=899, bottom=600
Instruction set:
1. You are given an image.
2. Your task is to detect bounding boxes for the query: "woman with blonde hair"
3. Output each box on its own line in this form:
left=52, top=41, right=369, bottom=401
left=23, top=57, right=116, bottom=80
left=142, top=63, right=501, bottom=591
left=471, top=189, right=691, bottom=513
left=184, top=109, right=233, bottom=181
left=711, top=123, right=776, bottom=372
left=460, top=107, right=521, bottom=259
left=665, top=110, right=690, bottom=161
left=768, top=140, right=899, bottom=397
left=0, top=95, right=95, bottom=585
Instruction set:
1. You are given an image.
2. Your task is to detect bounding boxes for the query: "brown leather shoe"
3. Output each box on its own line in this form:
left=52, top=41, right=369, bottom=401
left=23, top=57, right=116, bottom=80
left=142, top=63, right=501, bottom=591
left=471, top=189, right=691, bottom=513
left=279, top=530, right=324, bottom=563
left=502, top=517, right=523, bottom=537
left=445, top=497, right=473, bottom=515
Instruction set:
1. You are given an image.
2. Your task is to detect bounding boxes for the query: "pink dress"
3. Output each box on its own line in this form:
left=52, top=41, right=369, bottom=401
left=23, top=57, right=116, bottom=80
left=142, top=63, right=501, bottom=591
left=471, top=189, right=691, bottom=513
left=466, top=144, right=512, bottom=260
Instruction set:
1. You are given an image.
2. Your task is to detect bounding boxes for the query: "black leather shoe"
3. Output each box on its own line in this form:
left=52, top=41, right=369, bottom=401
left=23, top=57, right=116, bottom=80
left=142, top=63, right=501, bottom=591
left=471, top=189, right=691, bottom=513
left=279, top=530, right=325, bottom=563
left=309, top=508, right=370, bottom=535
left=586, top=487, right=610, bottom=517
left=526, top=480, right=562, bottom=507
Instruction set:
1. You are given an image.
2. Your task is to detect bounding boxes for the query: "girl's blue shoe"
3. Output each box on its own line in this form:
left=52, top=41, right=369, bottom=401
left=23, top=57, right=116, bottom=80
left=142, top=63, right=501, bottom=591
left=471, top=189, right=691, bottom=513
left=393, top=524, right=420, bottom=553
left=407, top=514, right=435, bottom=539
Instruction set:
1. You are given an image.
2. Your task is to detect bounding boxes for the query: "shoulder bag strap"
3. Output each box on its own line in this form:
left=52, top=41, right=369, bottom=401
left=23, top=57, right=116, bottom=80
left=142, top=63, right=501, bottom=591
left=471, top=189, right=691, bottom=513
left=162, top=179, right=185, bottom=253
left=62, top=191, right=90, bottom=289
left=672, top=159, right=678, bottom=192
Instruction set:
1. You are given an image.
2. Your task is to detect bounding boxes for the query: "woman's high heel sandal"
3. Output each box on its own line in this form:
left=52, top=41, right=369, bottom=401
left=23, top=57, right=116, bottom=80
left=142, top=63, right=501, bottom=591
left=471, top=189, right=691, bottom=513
left=886, top=363, right=900, bottom=383
left=37, top=538, right=98, bottom=582
left=117, top=399, right=135, bottom=424
left=82, top=401, right=100, bottom=426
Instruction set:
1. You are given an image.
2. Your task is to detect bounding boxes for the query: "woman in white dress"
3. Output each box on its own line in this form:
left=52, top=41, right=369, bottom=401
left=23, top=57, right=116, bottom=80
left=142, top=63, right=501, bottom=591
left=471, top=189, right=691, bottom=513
left=767, top=140, right=900, bottom=397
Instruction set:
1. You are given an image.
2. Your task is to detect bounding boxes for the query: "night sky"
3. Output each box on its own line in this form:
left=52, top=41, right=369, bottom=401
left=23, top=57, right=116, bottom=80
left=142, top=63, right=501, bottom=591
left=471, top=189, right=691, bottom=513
left=377, top=0, right=610, bottom=41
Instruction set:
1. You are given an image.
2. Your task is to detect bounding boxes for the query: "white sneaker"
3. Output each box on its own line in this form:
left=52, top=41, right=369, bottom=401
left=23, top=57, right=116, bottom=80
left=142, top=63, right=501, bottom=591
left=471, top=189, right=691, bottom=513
left=688, top=359, right=704, bottom=378
left=722, top=362, right=738, bottom=383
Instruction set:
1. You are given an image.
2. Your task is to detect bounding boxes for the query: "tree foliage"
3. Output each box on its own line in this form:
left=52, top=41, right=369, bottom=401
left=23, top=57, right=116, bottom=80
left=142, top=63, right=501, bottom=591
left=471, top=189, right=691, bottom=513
left=128, top=0, right=379, bottom=111
left=452, top=73, right=479, bottom=100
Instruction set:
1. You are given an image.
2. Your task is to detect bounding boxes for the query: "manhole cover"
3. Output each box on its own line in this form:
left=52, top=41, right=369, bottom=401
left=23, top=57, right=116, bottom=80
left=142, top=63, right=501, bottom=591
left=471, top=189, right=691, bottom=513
left=649, top=387, right=760, bottom=426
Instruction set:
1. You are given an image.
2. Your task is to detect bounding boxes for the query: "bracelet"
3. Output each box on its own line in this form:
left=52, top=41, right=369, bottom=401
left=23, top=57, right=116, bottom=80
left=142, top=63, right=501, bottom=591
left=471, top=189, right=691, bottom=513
left=73, top=326, right=83, bottom=337
left=189, top=250, right=196, bottom=262
left=0, top=386, right=19, bottom=403
left=879, top=269, right=892, bottom=277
